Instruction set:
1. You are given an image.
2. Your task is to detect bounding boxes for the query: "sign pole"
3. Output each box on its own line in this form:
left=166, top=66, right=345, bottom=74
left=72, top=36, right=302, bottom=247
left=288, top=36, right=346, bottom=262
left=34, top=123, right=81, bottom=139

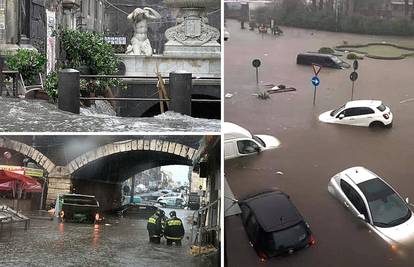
left=313, top=85, right=317, bottom=105
left=252, top=59, right=261, bottom=90
left=351, top=81, right=355, bottom=101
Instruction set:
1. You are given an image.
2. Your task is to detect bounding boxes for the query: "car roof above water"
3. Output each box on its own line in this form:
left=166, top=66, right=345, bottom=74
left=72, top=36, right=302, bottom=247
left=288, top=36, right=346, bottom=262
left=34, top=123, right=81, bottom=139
left=224, top=122, right=253, bottom=140
left=339, top=166, right=378, bottom=184
left=242, top=191, right=303, bottom=232
left=344, top=100, right=382, bottom=108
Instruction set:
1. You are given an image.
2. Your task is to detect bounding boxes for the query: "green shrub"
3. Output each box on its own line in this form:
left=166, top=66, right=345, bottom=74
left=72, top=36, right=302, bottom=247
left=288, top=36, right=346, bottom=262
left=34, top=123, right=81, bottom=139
left=44, top=71, right=58, bottom=102
left=55, top=29, right=122, bottom=95
left=346, top=53, right=363, bottom=60
left=318, top=47, right=335, bottom=54
left=6, top=49, right=46, bottom=85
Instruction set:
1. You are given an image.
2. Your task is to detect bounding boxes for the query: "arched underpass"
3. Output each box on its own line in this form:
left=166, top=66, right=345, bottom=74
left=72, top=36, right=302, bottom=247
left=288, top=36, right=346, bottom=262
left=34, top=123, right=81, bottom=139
left=70, top=150, right=194, bottom=210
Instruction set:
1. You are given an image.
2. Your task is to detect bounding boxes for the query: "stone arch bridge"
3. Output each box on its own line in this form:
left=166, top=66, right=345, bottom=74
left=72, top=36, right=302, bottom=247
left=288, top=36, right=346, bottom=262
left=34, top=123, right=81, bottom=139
left=0, top=136, right=202, bottom=207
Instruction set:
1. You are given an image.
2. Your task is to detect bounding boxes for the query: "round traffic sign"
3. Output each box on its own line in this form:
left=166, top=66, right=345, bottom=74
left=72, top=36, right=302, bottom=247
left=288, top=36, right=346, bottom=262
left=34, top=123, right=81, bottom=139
left=311, top=76, right=320, bottom=86
left=252, top=59, right=261, bottom=68
left=350, top=71, right=358, bottom=81
left=353, top=60, right=359, bottom=70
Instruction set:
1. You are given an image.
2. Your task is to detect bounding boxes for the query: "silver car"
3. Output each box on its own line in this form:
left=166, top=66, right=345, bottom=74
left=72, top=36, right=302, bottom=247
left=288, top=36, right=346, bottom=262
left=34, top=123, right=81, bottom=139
left=328, top=166, right=414, bottom=252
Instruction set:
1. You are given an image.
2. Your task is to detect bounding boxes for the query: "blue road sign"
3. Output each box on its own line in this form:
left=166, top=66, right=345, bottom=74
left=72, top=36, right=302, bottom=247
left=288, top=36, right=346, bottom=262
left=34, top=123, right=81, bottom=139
left=311, top=76, right=320, bottom=87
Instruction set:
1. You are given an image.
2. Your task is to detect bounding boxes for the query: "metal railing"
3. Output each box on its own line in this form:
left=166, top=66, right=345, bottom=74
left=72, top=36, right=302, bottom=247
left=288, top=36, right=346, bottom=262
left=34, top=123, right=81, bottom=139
left=190, top=199, right=221, bottom=251
left=58, top=71, right=221, bottom=115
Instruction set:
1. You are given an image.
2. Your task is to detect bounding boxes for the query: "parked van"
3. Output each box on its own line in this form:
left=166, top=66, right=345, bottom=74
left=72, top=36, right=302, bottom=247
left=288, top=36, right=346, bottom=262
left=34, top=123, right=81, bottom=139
left=224, top=122, right=280, bottom=160
left=296, top=53, right=350, bottom=69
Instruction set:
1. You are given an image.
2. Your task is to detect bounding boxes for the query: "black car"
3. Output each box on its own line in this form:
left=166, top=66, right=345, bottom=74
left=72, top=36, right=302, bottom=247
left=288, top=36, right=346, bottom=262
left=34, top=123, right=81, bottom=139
left=296, top=53, right=350, bottom=69
left=57, top=194, right=101, bottom=223
left=240, top=191, right=315, bottom=259
left=188, top=192, right=201, bottom=210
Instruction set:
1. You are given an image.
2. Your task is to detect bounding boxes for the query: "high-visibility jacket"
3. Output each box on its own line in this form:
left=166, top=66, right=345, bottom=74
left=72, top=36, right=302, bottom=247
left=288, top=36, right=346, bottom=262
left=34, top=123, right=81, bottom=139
left=164, top=217, right=184, bottom=240
left=147, top=214, right=164, bottom=237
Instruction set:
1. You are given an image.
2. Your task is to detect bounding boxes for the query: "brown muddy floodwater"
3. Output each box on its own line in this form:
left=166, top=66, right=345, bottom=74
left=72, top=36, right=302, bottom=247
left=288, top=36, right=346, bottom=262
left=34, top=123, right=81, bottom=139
left=224, top=19, right=414, bottom=267
left=0, top=208, right=216, bottom=267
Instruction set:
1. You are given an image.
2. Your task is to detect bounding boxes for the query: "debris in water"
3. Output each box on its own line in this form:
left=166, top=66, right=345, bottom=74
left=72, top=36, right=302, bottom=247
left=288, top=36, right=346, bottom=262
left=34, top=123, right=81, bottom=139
left=267, top=84, right=297, bottom=94
left=254, top=91, right=270, bottom=100
left=190, top=245, right=217, bottom=256
left=225, top=93, right=233, bottom=98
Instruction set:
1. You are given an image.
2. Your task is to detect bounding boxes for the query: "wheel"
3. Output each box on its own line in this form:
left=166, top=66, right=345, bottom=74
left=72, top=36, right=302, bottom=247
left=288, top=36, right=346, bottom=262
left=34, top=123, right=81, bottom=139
left=369, top=121, right=384, bottom=128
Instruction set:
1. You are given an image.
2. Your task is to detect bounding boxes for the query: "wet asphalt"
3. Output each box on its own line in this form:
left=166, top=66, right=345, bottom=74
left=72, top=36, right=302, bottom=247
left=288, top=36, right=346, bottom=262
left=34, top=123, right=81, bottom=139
left=0, top=208, right=216, bottom=267
left=224, top=19, right=414, bottom=267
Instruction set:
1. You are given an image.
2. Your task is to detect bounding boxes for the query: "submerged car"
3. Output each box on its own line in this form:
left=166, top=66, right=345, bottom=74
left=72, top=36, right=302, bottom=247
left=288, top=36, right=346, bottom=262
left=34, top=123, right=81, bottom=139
left=240, top=191, right=315, bottom=259
left=296, top=53, right=350, bottom=69
left=328, top=167, right=414, bottom=250
left=224, top=122, right=280, bottom=160
left=319, top=100, right=393, bottom=128
left=55, top=194, right=101, bottom=223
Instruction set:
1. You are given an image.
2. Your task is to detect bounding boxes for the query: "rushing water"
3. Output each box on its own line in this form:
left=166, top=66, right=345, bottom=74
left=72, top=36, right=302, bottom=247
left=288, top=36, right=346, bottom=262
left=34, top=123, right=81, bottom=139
left=0, top=97, right=220, bottom=132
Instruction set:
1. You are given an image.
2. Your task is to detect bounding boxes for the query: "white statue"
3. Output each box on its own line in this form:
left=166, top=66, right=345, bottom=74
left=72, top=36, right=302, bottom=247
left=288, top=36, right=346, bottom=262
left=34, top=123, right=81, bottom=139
left=126, top=7, right=161, bottom=56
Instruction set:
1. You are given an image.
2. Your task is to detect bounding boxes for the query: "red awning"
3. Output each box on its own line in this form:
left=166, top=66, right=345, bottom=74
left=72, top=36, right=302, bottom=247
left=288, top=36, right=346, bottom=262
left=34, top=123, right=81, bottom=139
left=0, top=170, right=42, bottom=193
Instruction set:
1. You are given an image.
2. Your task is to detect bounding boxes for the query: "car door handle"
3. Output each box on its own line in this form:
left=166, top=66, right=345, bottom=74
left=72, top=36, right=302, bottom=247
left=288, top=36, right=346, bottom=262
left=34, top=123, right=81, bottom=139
left=344, top=201, right=349, bottom=208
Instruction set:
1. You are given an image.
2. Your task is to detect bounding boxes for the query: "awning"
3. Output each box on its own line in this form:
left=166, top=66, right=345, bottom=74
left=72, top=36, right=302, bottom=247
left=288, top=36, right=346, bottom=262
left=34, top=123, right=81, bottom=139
left=0, top=170, right=42, bottom=193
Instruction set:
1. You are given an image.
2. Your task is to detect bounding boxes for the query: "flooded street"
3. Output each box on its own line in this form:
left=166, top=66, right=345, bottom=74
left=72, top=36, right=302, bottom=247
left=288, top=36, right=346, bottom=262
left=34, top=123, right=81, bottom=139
left=0, top=98, right=220, bottom=132
left=0, top=208, right=215, bottom=267
left=224, top=19, right=414, bottom=267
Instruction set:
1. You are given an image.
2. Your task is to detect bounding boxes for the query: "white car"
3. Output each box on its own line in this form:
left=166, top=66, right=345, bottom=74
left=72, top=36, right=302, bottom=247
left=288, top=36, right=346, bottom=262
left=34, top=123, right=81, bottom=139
left=157, top=192, right=184, bottom=203
left=319, top=100, right=393, bottom=128
left=224, top=122, right=280, bottom=160
left=328, top=167, right=414, bottom=251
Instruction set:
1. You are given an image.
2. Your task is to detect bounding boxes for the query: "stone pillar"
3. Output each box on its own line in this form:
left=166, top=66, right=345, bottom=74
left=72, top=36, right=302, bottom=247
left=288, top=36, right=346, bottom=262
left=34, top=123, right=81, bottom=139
left=5, top=0, right=18, bottom=44
left=46, top=175, right=72, bottom=206
left=58, top=68, right=80, bottom=114
left=169, top=72, right=192, bottom=116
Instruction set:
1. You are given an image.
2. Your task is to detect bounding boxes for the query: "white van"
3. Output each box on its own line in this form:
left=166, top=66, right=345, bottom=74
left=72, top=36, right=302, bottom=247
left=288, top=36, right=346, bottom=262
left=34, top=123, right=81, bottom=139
left=224, top=122, right=280, bottom=160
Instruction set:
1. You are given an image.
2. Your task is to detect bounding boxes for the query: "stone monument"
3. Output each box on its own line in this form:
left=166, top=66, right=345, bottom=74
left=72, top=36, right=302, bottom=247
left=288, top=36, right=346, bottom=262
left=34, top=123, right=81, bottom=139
left=126, top=7, right=161, bottom=56
left=163, top=0, right=220, bottom=58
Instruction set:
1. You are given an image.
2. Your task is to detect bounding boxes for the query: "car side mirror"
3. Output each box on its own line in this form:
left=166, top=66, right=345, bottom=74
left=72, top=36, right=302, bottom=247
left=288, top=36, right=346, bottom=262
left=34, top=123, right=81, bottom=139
left=357, top=214, right=366, bottom=221
left=406, top=197, right=410, bottom=204
left=338, top=114, right=345, bottom=120
left=255, top=146, right=261, bottom=153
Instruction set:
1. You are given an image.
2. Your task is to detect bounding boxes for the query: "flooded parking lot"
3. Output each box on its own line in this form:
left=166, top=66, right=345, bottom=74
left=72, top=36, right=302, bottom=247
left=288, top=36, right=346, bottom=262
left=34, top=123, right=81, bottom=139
left=0, top=97, right=220, bottom=132
left=224, top=19, right=414, bottom=267
left=0, top=208, right=216, bottom=267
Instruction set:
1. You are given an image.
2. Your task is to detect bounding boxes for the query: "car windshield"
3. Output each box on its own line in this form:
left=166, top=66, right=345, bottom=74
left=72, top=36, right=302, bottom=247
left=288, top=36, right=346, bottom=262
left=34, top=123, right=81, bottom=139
left=377, top=104, right=386, bottom=112
left=265, top=222, right=309, bottom=255
left=330, top=104, right=345, bottom=117
left=331, top=56, right=342, bottom=64
left=358, top=178, right=411, bottom=228
left=253, top=135, right=266, bottom=147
